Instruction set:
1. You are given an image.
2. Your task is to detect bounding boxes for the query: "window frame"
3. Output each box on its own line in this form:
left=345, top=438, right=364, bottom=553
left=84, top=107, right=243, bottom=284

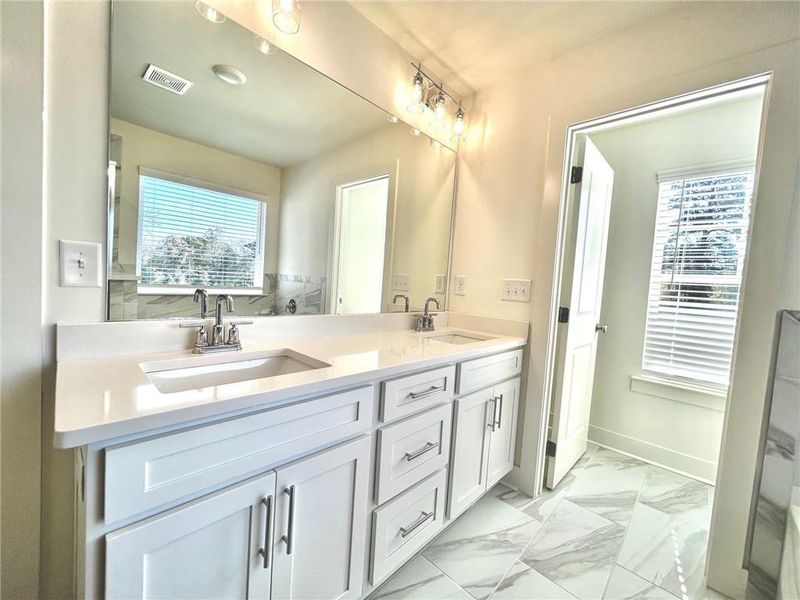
left=641, top=159, right=756, bottom=392
left=136, top=167, right=268, bottom=295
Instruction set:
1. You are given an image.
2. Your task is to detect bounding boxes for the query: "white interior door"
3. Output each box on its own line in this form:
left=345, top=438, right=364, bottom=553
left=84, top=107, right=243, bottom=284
left=546, top=136, right=614, bottom=489
left=333, top=176, right=390, bottom=314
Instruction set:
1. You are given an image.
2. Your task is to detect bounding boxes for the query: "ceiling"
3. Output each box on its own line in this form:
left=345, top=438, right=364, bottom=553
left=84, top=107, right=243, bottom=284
left=111, top=1, right=389, bottom=168
left=351, top=1, right=688, bottom=97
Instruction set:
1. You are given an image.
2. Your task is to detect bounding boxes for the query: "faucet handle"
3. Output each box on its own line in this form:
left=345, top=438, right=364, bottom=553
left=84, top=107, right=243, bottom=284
left=179, top=320, right=206, bottom=329
left=229, top=320, right=253, bottom=326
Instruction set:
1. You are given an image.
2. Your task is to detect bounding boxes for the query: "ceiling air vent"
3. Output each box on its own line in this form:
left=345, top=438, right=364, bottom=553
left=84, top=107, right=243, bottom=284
left=142, top=64, right=193, bottom=96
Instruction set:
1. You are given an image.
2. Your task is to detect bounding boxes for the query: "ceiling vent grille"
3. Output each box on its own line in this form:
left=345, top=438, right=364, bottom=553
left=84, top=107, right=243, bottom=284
left=142, top=64, right=193, bottom=96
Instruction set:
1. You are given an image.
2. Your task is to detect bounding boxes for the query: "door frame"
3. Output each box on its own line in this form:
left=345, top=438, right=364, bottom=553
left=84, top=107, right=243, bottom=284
left=533, top=71, right=772, bottom=568
left=327, top=161, right=398, bottom=314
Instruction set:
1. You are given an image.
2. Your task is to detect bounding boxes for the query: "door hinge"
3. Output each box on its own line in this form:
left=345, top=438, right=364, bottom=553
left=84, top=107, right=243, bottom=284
left=570, top=166, right=583, bottom=184
left=546, top=441, right=557, bottom=457
left=558, top=306, right=569, bottom=323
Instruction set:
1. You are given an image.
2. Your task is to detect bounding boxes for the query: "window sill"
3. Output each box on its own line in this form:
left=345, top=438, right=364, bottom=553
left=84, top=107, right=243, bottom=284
left=137, top=286, right=266, bottom=297
left=629, top=374, right=727, bottom=412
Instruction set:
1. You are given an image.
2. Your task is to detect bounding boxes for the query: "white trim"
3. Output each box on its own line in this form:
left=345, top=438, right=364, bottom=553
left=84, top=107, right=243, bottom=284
left=137, top=166, right=270, bottom=204
left=630, top=374, right=727, bottom=412
left=656, top=158, right=756, bottom=183
left=588, top=425, right=717, bottom=483
left=136, top=286, right=265, bottom=297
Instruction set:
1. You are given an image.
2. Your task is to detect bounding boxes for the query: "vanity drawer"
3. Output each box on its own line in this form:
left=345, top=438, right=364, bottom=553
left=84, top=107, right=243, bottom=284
left=380, top=365, right=456, bottom=423
left=371, top=469, right=447, bottom=585
left=457, top=348, right=523, bottom=394
left=104, top=385, right=373, bottom=524
left=375, top=403, right=451, bottom=504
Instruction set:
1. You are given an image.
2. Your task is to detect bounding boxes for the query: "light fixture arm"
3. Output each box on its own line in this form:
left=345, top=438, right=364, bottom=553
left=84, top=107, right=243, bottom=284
left=410, top=63, right=464, bottom=109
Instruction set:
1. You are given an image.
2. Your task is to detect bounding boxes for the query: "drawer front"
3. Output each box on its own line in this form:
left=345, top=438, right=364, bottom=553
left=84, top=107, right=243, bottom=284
left=105, top=386, right=374, bottom=525
left=457, top=348, right=523, bottom=395
left=375, top=403, right=452, bottom=505
left=380, top=365, right=456, bottom=423
left=371, top=469, right=447, bottom=585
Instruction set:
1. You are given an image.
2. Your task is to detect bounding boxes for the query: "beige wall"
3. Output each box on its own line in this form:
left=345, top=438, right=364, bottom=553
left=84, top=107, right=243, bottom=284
left=110, top=118, right=282, bottom=275
left=280, top=124, right=455, bottom=312
left=587, top=96, right=764, bottom=482
left=0, top=1, right=44, bottom=597
left=454, top=4, right=799, bottom=596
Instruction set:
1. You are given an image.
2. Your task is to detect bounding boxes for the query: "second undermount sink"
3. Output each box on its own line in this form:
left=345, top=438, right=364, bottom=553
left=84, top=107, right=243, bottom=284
left=425, top=332, right=493, bottom=345
left=140, top=350, right=330, bottom=394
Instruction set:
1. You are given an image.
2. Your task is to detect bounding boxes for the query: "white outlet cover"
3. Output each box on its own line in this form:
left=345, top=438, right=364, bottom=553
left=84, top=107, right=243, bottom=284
left=393, top=274, right=409, bottom=291
left=501, top=278, right=532, bottom=302
left=454, top=274, right=466, bottom=296
left=60, top=240, right=103, bottom=287
left=434, top=274, right=447, bottom=294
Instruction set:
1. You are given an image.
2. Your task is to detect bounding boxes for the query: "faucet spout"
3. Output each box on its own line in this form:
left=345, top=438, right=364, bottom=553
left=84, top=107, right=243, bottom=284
left=215, top=294, right=234, bottom=326
left=193, top=288, right=209, bottom=319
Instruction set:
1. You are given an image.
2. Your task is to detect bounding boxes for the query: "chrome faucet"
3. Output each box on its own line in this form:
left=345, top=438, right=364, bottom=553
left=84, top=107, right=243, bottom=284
left=181, top=293, right=251, bottom=353
left=415, top=297, right=440, bottom=332
left=393, top=293, right=409, bottom=313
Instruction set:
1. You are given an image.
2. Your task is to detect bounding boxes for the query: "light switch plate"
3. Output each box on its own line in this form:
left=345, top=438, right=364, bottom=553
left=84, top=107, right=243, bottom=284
left=60, top=240, right=102, bottom=287
left=501, top=278, right=532, bottom=302
left=393, top=274, right=409, bottom=291
left=434, top=274, right=447, bottom=294
left=454, top=274, right=466, bottom=296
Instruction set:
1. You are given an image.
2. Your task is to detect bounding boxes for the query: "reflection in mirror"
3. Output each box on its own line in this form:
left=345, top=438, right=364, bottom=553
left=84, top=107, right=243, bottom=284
left=107, top=1, right=456, bottom=320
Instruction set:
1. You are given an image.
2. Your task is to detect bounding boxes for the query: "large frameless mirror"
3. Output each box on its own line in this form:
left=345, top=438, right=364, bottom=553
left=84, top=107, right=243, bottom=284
left=107, top=0, right=456, bottom=320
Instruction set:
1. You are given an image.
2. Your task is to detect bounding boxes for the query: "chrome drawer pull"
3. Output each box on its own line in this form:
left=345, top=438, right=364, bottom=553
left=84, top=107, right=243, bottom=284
left=408, top=385, right=445, bottom=399
left=399, top=511, right=434, bottom=538
left=257, top=495, right=272, bottom=569
left=404, top=441, right=440, bottom=461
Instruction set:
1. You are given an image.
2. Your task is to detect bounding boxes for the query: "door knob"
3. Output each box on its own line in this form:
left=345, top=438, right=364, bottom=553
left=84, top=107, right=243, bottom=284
left=595, top=323, right=608, bottom=334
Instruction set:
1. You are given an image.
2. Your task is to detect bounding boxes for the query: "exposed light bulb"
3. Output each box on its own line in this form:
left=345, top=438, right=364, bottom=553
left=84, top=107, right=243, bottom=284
left=433, top=89, right=447, bottom=127
left=254, top=36, right=275, bottom=55
left=386, top=114, right=399, bottom=124
left=196, top=0, right=225, bottom=23
left=453, top=105, right=465, bottom=137
left=272, top=0, right=303, bottom=34
left=407, top=71, right=425, bottom=114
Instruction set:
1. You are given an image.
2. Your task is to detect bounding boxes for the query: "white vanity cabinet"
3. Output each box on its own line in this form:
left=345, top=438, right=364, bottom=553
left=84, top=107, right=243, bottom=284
left=449, top=376, right=521, bottom=518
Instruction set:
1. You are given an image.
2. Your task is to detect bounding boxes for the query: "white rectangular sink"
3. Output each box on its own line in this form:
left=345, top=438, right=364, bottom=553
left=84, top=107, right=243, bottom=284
left=141, top=350, right=330, bottom=394
left=426, top=333, right=493, bottom=345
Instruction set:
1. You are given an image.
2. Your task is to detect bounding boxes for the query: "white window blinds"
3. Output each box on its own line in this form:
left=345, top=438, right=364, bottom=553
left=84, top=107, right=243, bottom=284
left=642, top=166, right=755, bottom=389
left=138, top=171, right=266, bottom=292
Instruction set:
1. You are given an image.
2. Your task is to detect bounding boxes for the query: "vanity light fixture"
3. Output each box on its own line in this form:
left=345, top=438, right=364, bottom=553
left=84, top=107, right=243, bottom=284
left=272, top=0, right=303, bottom=34
left=432, top=88, right=447, bottom=127
left=212, top=64, right=247, bottom=86
left=406, top=69, right=426, bottom=114
left=452, top=104, right=466, bottom=138
left=254, top=36, right=276, bottom=55
left=386, top=114, right=399, bottom=124
left=406, top=63, right=466, bottom=137
left=195, top=1, right=225, bottom=23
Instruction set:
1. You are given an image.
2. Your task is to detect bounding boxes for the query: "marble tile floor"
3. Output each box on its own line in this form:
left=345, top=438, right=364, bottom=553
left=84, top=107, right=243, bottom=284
left=369, top=444, right=729, bottom=600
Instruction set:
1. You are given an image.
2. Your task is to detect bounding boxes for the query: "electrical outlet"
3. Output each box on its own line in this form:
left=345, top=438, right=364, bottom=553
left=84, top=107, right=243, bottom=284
left=501, top=278, right=532, bottom=302
left=454, top=274, right=466, bottom=296
left=434, top=274, right=447, bottom=294
left=392, top=274, right=409, bottom=291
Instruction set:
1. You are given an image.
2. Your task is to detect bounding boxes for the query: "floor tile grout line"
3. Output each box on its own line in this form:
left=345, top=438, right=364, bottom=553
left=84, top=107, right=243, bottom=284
left=419, top=555, right=474, bottom=600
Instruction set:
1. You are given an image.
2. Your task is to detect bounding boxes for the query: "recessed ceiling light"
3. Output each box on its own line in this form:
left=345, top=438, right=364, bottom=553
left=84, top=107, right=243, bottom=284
left=195, top=1, right=225, bottom=23
left=254, top=36, right=276, bottom=55
left=212, top=64, right=247, bottom=86
left=386, top=114, right=399, bottom=124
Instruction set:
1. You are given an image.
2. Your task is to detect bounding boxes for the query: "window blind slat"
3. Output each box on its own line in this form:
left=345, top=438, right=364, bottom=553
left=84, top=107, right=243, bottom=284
left=641, top=169, right=753, bottom=389
left=138, top=175, right=266, bottom=291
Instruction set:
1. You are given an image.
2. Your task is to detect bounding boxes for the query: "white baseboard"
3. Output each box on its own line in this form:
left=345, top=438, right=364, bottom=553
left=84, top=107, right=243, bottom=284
left=588, top=424, right=717, bottom=484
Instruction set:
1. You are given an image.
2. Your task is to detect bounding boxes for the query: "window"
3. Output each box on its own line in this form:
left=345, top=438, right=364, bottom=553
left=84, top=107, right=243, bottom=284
left=642, top=164, right=755, bottom=390
left=137, top=169, right=266, bottom=293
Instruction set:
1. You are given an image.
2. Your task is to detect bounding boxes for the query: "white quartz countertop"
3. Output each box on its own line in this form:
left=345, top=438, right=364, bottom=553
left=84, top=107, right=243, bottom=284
left=55, top=325, right=526, bottom=448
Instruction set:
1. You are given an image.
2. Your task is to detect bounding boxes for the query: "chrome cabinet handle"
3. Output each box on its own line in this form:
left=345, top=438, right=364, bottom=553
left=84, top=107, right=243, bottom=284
left=487, top=397, right=497, bottom=431
left=495, top=394, right=504, bottom=429
left=399, top=511, right=434, bottom=538
left=281, top=485, right=295, bottom=555
left=408, top=385, right=445, bottom=399
left=404, top=441, right=440, bottom=461
left=257, top=496, right=272, bottom=569
left=595, top=323, right=608, bottom=334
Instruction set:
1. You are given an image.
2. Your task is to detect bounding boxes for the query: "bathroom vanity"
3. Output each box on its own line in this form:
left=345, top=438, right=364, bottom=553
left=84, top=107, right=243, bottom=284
left=56, top=313, right=527, bottom=599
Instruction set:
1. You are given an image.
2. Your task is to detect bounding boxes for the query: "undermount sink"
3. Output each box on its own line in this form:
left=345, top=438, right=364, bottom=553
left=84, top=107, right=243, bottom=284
left=426, top=333, right=493, bottom=345
left=141, top=350, right=330, bottom=394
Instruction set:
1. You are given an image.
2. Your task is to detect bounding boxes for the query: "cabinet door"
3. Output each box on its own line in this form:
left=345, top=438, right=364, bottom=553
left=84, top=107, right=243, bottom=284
left=271, top=436, right=371, bottom=600
left=486, top=377, right=521, bottom=487
left=448, top=389, right=493, bottom=518
left=105, top=471, right=276, bottom=600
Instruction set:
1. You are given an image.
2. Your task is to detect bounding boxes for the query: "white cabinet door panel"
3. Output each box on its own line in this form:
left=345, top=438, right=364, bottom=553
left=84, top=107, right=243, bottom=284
left=448, top=389, right=493, bottom=518
left=105, top=471, right=276, bottom=600
left=486, top=377, right=520, bottom=487
left=271, top=436, right=371, bottom=600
